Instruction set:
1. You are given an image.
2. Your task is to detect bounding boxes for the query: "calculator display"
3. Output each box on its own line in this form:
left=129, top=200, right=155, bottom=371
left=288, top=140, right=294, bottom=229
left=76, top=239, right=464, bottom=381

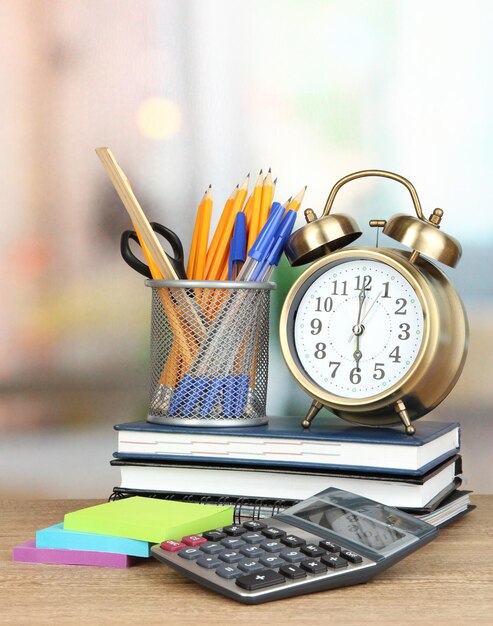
left=293, top=501, right=405, bottom=551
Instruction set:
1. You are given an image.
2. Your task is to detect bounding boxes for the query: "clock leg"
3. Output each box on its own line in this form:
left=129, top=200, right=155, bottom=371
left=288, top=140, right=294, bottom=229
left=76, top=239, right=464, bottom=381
left=394, top=400, right=416, bottom=436
left=301, top=400, right=323, bottom=429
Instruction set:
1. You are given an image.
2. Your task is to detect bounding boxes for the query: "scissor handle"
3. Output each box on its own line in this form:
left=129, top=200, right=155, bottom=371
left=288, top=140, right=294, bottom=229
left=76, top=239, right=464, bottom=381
left=120, top=230, right=153, bottom=279
left=149, top=222, right=186, bottom=278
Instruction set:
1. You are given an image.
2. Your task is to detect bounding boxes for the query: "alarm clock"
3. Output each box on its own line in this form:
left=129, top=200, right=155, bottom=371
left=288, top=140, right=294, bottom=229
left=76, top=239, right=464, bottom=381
left=279, top=170, right=468, bottom=434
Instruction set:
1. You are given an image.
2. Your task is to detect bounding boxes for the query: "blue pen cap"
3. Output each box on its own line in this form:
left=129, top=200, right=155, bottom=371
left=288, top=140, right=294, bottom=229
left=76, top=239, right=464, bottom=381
left=248, top=202, right=284, bottom=260
left=230, top=212, right=247, bottom=263
left=267, top=210, right=297, bottom=266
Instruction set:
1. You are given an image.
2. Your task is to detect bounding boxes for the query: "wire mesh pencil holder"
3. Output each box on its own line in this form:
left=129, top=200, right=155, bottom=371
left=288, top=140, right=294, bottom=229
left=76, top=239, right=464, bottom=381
left=146, top=280, right=275, bottom=427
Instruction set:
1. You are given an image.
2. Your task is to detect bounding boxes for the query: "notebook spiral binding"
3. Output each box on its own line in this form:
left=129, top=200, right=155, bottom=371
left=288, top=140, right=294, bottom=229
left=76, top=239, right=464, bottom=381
left=109, top=488, right=298, bottom=523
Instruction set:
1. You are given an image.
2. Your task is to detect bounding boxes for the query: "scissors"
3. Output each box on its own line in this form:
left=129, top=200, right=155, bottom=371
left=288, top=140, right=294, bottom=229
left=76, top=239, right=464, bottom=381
left=120, top=221, right=187, bottom=279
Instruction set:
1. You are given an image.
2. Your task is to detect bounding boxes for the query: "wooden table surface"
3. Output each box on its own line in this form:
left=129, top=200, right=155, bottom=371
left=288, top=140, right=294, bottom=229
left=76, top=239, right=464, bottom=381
left=1, top=496, right=492, bottom=625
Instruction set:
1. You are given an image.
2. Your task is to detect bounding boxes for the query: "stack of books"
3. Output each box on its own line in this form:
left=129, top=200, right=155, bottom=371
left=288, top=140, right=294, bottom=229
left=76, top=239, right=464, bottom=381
left=110, top=417, right=471, bottom=526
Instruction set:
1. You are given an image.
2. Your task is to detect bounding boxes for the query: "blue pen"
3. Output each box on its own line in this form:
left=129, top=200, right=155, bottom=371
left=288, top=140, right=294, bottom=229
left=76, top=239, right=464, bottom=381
left=254, top=209, right=298, bottom=281
left=236, top=202, right=285, bottom=281
left=228, top=211, right=247, bottom=280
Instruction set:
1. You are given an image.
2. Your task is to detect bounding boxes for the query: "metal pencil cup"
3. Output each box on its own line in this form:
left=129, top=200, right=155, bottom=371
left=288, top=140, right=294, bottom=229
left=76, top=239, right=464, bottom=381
left=146, top=280, right=275, bottom=427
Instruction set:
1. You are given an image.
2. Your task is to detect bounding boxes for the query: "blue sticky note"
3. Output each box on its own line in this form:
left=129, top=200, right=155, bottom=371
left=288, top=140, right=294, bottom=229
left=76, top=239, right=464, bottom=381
left=36, top=523, right=151, bottom=557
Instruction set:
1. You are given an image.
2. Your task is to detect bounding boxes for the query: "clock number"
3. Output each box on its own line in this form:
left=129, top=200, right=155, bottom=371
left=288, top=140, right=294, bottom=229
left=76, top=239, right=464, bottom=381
left=331, top=280, right=348, bottom=296
left=395, top=298, right=407, bottom=315
left=382, top=282, right=391, bottom=298
left=314, top=342, right=327, bottom=359
left=328, top=361, right=341, bottom=378
left=389, top=346, right=401, bottom=363
left=373, top=363, right=385, bottom=380
left=398, top=323, right=411, bottom=340
left=355, top=275, right=372, bottom=291
left=315, top=297, right=333, bottom=313
left=349, top=367, right=362, bottom=384
left=310, top=318, right=322, bottom=335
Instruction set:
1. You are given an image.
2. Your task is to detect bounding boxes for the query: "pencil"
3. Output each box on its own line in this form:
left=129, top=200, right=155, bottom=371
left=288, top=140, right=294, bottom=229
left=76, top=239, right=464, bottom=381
left=193, top=186, right=213, bottom=279
left=258, top=169, right=273, bottom=235
left=205, top=186, right=237, bottom=279
left=206, top=173, right=250, bottom=280
left=187, top=188, right=208, bottom=279
left=247, top=170, right=264, bottom=251
left=287, top=186, right=307, bottom=213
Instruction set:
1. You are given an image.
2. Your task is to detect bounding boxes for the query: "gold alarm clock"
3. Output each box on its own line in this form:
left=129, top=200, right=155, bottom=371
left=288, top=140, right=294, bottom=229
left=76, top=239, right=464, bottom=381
left=279, top=170, right=468, bottom=435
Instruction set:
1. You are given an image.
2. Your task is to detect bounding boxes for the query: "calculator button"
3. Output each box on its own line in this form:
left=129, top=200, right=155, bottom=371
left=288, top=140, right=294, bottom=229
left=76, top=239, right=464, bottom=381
left=301, top=559, right=327, bottom=574
left=178, top=547, right=202, bottom=560
left=236, top=569, right=286, bottom=591
left=160, top=540, right=185, bottom=552
left=237, top=559, right=265, bottom=573
left=259, top=554, right=285, bottom=569
left=221, top=537, right=245, bottom=550
left=340, top=550, right=363, bottom=564
left=202, top=530, right=226, bottom=541
left=242, top=520, right=267, bottom=532
left=223, top=524, right=247, bottom=536
left=216, top=565, right=242, bottom=579
left=242, top=532, right=265, bottom=544
left=281, top=534, right=305, bottom=548
left=301, top=544, right=325, bottom=558
left=218, top=551, right=243, bottom=564
left=321, top=554, right=348, bottom=569
left=262, top=527, right=286, bottom=540
left=196, top=555, right=222, bottom=569
left=182, top=534, right=207, bottom=547
left=280, top=564, right=307, bottom=580
left=240, top=545, right=264, bottom=558
left=319, top=540, right=341, bottom=553
left=280, top=549, right=305, bottom=563
left=200, top=542, right=224, bottom=554
left=260, top=541, right=284, bottom=553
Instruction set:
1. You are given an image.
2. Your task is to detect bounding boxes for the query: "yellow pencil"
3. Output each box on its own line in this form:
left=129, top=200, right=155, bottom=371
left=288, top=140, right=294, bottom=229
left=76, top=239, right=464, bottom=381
left=287, top=186, right=307, bottom=213
left=187, top=188, right=208, bottom=279
left=247, top=170, right=264, bottom=251
left=258, top=169, right=273, bottom=235
left=193, top=186, right=213, bottom=280
left=206, top=173, right=250, bottom=280
left=204, top=186, right=237, bottom=279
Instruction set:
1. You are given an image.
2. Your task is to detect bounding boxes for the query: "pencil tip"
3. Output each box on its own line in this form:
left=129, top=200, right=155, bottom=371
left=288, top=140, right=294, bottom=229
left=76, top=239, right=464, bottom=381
left=259, top=169, right=263, bottom=175
left=273, top=178, right=278, bottom=185
left=268, top=167, right=272, bottom=173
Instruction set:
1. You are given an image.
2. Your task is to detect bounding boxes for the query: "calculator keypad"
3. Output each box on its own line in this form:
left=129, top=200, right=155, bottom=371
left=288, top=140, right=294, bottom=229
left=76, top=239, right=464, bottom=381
left=154, top=518, right=371, bottom=602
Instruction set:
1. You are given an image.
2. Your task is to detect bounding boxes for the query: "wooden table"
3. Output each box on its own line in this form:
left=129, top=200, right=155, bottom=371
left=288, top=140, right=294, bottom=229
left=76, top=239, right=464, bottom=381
left=1, top=497, right=492, bottom=624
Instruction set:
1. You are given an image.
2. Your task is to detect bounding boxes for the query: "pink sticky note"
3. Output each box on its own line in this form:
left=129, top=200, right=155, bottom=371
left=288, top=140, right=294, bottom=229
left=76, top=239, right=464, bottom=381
left=12, top=539, right=142, bottom=568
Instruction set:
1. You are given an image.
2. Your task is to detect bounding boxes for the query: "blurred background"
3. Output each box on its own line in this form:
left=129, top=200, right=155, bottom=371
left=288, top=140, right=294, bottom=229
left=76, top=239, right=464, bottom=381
left=0, top=0, right=491, bottom=498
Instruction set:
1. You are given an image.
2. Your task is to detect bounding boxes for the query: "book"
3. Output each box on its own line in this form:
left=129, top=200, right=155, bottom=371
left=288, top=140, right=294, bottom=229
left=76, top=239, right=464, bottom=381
left=108, top=489, right=472, bottom=529
left=12, top=539, right=141, bottom=568
left=36, top=523, right=150, bottom=557
left=63, top=496, right=233, bottom=543
left=110, top=454, right=462, bottom=510
left=114, top=417, right=460, bottom=475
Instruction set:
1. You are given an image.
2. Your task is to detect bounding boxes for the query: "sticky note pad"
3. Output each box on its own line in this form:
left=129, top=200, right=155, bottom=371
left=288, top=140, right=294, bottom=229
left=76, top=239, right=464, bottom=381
left=36, top=523, right=150, bottom=557
left=64, top=496, right=233, bottom=543
left=13, top=539, right=140, bottom=568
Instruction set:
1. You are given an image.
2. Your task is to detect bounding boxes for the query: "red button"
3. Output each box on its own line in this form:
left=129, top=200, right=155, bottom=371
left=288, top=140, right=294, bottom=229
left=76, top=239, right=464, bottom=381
left=182, top=534, right=207, bottom=547
left=160, top=540, right=186, bottom=552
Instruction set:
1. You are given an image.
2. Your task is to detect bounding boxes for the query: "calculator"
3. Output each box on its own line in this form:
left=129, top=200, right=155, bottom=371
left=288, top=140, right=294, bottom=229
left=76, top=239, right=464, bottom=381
left=151, top=487, right=438, bottom=604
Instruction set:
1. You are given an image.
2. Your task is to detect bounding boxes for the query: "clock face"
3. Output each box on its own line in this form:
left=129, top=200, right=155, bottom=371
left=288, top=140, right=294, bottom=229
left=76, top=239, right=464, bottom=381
left=292, top=258, right=424, bottom=400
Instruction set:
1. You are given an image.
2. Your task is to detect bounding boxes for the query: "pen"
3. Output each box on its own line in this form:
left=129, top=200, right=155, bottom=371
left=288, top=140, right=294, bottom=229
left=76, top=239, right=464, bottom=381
left=228, top=211, right=247, bottom=280
left=236, top=201, right=285, bottom=281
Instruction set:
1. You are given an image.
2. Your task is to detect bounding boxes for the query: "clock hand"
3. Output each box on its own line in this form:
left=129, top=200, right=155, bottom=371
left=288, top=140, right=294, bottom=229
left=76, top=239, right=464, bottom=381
left=352, top=287, right=366, bottom=368
left=347, top=290, right=382, bottom=342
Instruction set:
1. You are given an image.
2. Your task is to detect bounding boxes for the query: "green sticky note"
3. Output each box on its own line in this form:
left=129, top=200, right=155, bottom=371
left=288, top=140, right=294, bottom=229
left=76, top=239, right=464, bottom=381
left=64, top=497, right=233, bottom=544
